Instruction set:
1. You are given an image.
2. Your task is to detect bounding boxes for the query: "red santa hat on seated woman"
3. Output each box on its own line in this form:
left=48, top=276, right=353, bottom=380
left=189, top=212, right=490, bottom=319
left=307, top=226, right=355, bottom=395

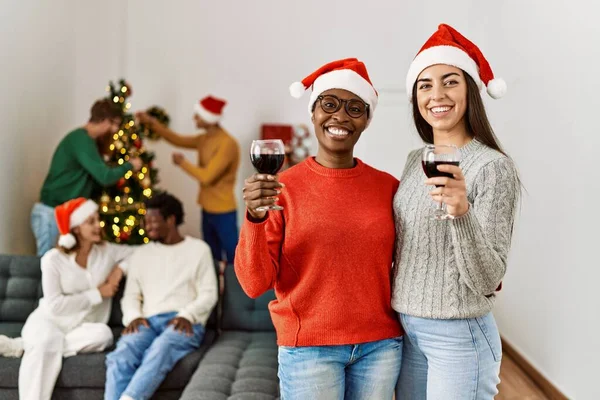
left=406, top=23, right=507, bottom=99
left=55, top=198, right=99, bottom=249
left=288, top=58, right=378, bottom=124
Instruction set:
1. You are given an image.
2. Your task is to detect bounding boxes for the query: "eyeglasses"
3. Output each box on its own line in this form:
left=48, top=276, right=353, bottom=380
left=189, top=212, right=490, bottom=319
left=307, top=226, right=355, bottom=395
left=316, top=95, right=369, bottom=119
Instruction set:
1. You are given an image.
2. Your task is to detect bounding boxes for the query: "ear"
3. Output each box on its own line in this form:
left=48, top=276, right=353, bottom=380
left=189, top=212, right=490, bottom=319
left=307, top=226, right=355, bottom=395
left=167, top=214, right=177, bottom=227
left=311, top=113, right=315, bottom=123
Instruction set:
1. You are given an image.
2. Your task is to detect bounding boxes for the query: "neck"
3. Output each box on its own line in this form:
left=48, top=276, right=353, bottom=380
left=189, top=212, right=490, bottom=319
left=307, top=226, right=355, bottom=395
left=432, top=121, right=472, bottom=148
left=76, top=240, right=93, bottom=256
left=315, top=149, right=355, bottom=169
left=161, top=230, right=184, bottom=245
left=83, top=123, right=101, bottom=139
left=205, top=124, right=221, bottom=135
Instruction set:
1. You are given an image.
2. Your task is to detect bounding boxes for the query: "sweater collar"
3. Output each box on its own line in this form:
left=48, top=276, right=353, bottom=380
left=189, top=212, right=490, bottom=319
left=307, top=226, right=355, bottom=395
left=305, top=156, right=365, bottom=178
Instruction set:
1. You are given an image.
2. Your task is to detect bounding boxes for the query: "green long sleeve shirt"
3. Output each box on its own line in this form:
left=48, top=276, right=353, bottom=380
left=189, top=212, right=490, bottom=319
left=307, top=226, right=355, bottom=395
left=40, top=128, right=131, bottom=207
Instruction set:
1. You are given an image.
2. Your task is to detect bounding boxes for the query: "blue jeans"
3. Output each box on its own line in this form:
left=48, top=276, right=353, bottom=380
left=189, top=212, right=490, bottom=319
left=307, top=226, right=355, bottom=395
left=201, top=210, right=238, bottom=263
left=104, top=312, right=205, bottom=400
left=396, top=312, right=502, bottom=400
left=278, top=337, right=403, bottom=400
left=31, top=203, right=58, bottom=257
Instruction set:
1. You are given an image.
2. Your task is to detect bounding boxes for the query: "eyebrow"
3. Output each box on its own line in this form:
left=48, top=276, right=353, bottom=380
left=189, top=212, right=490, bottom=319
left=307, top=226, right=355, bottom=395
left=417, top=72, right=461, bottom=83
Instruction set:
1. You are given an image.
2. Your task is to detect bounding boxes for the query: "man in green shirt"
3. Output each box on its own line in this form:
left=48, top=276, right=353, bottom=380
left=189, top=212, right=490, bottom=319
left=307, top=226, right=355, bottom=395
left=31, top=99, right=142, bottom=256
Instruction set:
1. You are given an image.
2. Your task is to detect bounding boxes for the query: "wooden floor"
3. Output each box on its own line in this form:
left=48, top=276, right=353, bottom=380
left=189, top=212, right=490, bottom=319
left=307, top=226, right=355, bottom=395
left=497, top=353, right=548, bottom=400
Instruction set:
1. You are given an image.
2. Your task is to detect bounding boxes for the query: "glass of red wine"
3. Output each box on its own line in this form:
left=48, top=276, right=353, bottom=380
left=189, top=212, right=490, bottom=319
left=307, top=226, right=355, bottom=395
left=422, top=144, right=461, bottom=220
left=250, top=139, right=285, bottom=211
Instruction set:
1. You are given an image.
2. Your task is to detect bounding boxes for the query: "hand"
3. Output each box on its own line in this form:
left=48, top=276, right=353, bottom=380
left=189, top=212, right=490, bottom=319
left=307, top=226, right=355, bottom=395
left=122, top=318, right=149, bottom=335
left=172, top=152, right=185, bottom=165
left=425, top=164, right=469, bottom=217
left=129, top=157, right=143, bottom=172
left=242, top=173, right=285, bottom=220
left=106, top=266, right=124, bottom=287
left=135, top=111, right=157, bottom=127
left=98, top=281, right=118, bottom=298
left=167, top=317, right=193, bottom=336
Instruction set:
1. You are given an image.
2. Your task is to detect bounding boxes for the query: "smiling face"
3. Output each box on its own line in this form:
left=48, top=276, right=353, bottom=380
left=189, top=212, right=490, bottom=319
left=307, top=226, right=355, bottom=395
left=72, top=212, right=102, bottom=245
left=311, top=88, right=369, bottom=157
left=415, top=64, right=468, bottom=135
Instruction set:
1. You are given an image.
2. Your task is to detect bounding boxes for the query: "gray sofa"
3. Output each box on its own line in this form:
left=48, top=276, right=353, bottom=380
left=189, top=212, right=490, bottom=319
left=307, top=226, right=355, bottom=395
left=180, top=264, right=279, bottom=399
left=0, top=253, right=267, bottom=399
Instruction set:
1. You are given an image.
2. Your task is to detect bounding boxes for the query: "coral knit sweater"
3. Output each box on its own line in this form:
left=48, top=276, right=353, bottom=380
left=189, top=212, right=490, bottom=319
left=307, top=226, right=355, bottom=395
left=235, top=157, right=403, bottom=347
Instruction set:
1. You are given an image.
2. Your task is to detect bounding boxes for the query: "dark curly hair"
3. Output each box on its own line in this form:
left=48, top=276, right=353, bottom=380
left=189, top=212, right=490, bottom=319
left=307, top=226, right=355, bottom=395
left=144, top=192, right=184, bottom=226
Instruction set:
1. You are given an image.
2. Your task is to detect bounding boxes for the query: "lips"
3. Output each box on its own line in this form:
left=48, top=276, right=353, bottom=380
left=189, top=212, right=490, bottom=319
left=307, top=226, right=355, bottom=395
left=324, top=125, right=353, bottom=139
left=429, top=105, right=453, bottom=117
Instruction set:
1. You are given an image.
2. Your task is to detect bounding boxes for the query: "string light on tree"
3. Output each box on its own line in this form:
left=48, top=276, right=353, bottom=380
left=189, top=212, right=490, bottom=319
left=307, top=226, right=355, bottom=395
left=95, top=78, right=165, bottom=244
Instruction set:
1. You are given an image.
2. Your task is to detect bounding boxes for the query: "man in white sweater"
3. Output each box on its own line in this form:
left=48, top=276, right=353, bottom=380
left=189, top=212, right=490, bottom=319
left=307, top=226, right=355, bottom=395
left=104, top=193, right=218, bottom=400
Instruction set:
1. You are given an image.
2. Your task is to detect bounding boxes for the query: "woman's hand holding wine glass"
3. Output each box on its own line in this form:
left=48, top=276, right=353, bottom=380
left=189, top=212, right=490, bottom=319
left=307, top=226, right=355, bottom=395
left=243, top=139, right=286, bottom=220
left=425, top=163, right=469, bottom=218
left=243, top=174, right=285, bottom=220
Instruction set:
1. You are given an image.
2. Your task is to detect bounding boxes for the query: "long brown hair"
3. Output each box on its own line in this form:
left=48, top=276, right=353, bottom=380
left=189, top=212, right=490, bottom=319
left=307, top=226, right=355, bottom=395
left=411, top=71, right=506, bottom=156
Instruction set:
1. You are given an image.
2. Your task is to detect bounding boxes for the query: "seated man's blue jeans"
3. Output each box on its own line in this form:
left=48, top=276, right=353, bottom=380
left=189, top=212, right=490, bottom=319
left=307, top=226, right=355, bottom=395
left=31, top=203, right=58, bottom=257
left=278, top=337, right=403, bottom=400
left=104, top=312, right=205, bottom=400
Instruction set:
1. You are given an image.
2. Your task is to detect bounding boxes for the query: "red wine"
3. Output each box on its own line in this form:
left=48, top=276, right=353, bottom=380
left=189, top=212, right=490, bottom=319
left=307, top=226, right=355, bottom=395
left=422, top=161, right=460, bottom=186
left=251, top=154, right=285, bottom=175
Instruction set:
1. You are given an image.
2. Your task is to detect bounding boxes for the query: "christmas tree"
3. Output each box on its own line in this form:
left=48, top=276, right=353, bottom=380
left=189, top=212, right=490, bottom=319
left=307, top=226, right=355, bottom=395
left=96, top=79, right=159, bottom=244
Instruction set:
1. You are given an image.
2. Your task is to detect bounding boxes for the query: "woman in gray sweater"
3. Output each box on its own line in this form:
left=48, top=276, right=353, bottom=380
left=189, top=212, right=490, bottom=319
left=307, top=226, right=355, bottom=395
left=393, top=24, right=520, bottom=399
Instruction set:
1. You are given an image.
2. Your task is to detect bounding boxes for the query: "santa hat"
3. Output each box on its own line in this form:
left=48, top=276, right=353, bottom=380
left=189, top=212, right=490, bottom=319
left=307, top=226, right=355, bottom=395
left=406, top=24, right=506, bottom=99
left=54, top=198, right=99, bottom=249
left=289, top=58, right=378, bottom=122
left=193, top=95, right=226, bottom=124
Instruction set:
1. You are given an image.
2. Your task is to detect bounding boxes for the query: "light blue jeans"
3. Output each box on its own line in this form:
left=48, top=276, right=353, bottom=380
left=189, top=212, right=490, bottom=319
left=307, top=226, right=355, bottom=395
left=396, top=312, right=502, bottom=400
left=31, top=203, right=58, bottom=257
left=104, top=312, right=205, bottom=400
left=278, top=337, right=403, bottom=400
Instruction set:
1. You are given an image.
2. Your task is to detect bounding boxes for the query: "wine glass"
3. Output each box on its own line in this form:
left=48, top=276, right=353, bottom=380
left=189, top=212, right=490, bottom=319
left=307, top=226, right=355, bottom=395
left=250, top=139, right=285, bottom=211
left=422, top=144, right=461, bottom=220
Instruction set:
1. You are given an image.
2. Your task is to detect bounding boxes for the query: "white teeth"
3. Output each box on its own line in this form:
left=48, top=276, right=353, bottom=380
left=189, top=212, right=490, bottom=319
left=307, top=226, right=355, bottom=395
left=326, top=127, right=349, bottom=136
left=431, top=106, right=451, bottom=113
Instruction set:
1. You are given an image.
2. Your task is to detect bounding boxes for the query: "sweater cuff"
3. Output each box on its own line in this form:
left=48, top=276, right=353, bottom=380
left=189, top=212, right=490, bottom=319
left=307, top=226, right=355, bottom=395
left=243, top=212, right=270, bottom=245
left=450, top=204, right=479, bottom=240
left=85, top=289, right=103, bottom=306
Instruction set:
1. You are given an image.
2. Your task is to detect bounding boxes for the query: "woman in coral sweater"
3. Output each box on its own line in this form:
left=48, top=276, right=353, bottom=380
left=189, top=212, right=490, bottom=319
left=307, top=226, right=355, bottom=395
left=235, top=58, right=403, bottom=400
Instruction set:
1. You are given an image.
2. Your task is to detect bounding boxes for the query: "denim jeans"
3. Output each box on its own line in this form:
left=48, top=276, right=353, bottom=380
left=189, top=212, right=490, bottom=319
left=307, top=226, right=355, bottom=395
left=31, top=203, right=58, bottom=257
left=396, top=312, right=502, bottom=400
left=278, top=337, right=403, bottom=400
left=201, top=210, right=238, bottom=263
left=104, top=312, right=205, bottom=400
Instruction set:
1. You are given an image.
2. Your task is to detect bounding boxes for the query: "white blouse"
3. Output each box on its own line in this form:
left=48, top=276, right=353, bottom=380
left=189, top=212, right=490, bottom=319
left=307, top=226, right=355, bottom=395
left=38, top=243, right=134, bottom=330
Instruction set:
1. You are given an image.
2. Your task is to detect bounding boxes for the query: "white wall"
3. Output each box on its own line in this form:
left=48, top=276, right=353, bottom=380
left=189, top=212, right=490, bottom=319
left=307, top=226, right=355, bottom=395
left=1, top=1, right=597, bottom=397
left=482, top=3, right=599, bottom=399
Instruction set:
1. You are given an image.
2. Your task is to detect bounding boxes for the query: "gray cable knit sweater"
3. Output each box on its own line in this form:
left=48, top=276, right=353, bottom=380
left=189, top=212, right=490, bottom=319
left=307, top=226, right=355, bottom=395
left=392, top=139, right=519, bottom=319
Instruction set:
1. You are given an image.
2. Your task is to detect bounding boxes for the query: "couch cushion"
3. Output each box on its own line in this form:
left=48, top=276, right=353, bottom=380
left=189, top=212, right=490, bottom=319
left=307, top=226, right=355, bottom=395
left=221, top=266, right=276, bottom=332
left=180, top=331, right=279, bottom=400
left=0, top=255, right=42, bottom=324
left=0, top=329, right=216, bottom=389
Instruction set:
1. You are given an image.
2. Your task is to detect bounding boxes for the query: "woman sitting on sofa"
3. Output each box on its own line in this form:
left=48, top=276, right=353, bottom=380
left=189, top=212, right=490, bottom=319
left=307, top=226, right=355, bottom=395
left=0, top=198, right=133, bottom=400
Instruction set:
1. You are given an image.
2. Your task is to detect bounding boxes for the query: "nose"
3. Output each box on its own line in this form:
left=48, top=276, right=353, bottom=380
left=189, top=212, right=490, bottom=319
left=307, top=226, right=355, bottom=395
left=431, top=84, right=446, bottom=101
left=331, top=105, right=350, bottom=123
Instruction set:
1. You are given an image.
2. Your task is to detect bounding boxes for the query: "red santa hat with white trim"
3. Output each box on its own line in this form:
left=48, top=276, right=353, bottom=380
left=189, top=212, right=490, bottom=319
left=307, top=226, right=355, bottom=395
left=55, top=198, right=99, bottom=249
left=193, top=95, right=227, bottom=124
left=406, top=24, right=506, bottom=99
left=289, top=58, right=378, bottom=124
